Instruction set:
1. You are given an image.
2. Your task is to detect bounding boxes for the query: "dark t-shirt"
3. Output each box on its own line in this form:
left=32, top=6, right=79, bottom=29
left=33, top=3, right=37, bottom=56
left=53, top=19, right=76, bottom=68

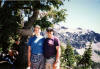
left=44, top=37, right=60, bottom=58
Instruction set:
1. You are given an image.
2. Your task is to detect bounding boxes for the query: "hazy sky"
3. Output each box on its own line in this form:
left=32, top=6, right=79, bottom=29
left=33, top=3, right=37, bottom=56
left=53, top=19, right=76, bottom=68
left=60, top=0, right=100, bottom=33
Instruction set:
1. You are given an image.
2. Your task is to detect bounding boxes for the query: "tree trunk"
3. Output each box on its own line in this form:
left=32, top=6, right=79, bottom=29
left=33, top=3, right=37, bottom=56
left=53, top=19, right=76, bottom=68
left=18, top=9, right=39, bottom=35
left=25, top=9, right=39, bottom=29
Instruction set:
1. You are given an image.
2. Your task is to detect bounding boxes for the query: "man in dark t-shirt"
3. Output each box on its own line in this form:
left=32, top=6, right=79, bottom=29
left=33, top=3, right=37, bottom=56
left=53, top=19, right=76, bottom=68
left=44, top=27, right=61, bottom=69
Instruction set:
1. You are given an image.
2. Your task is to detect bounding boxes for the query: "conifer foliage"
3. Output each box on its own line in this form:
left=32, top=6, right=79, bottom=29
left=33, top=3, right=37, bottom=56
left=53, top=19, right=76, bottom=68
left=61, top=42, right=76, bottom=69
left=78, top=42, right=92, bottom=68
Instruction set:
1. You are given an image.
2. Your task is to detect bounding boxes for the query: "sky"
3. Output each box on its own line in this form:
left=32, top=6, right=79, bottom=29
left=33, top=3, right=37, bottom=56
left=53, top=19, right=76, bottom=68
left=59, top=0, right=100, bottom=33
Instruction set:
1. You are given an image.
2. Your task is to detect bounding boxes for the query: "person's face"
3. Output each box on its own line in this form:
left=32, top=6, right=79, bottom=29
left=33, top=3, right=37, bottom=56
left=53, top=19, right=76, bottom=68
left=34, top=27, right=40, bottom=34
left=47, top=31, right=53, bottom=37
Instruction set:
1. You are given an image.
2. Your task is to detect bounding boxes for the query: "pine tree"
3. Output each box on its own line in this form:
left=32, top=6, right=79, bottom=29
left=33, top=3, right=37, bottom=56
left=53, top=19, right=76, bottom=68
left=78, top=42, right=92, bottom=69
left=65, top=41, right=76, bottom=68
left=60, top=45, right=66, bottom=67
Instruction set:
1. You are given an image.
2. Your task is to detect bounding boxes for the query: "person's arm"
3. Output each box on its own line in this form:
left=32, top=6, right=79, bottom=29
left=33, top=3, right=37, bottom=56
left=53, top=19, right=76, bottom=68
left=55, top=37, right=61, bottom=62
left=53, top=46, right=61, bottom=69
left=56, top=46, right=61, bottom=62
left=28, top=46, right=31, bottom=67
left=53, top=37, right=61, bottom=69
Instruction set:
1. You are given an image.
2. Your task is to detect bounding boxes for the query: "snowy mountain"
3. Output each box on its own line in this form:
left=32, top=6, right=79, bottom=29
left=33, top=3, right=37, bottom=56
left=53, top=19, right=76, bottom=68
left=53, top=24, right=100, bottom=63
left=54, top=24, right=100, bottom=49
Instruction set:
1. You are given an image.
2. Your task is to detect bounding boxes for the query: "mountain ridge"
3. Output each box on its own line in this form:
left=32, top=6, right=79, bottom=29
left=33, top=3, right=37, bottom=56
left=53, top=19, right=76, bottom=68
left=53, top=24, right=100, bottom=63
left=54, top=24, right=100, bottom=48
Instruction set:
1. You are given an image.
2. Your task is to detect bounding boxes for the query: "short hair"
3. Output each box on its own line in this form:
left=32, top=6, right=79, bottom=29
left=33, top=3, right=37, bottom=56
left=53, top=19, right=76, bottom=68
left=34, top=25, right=40, bottom=29
left=46, top=27, right=54, bottom=32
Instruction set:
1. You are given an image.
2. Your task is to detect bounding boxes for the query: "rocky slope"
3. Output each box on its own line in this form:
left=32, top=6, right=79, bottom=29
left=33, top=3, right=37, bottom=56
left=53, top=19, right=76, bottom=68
left=53, top=24, right=100, bottom=63
left=54, top=24, right=100, bottom=49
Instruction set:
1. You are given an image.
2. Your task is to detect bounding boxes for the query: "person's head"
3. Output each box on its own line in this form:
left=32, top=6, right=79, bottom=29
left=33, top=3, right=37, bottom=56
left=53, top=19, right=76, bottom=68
left=46, top=27, right=54, bottom=38
left=34, top=25, right=41, bottom=35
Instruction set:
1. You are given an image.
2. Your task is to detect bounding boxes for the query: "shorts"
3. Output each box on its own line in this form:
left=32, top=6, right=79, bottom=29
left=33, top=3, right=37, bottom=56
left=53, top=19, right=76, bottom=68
left=45, top=57, right=56, bottom=69
left=31, top=54, right=44, bottom=69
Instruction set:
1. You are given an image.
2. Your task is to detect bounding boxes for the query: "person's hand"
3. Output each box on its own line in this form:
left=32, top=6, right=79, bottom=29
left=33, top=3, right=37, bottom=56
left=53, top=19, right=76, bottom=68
left=55, top=59, right=60, bottom=64
left=26, top=67, right=30, bottom=69
left=53, top=60, right=60, bottom=69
